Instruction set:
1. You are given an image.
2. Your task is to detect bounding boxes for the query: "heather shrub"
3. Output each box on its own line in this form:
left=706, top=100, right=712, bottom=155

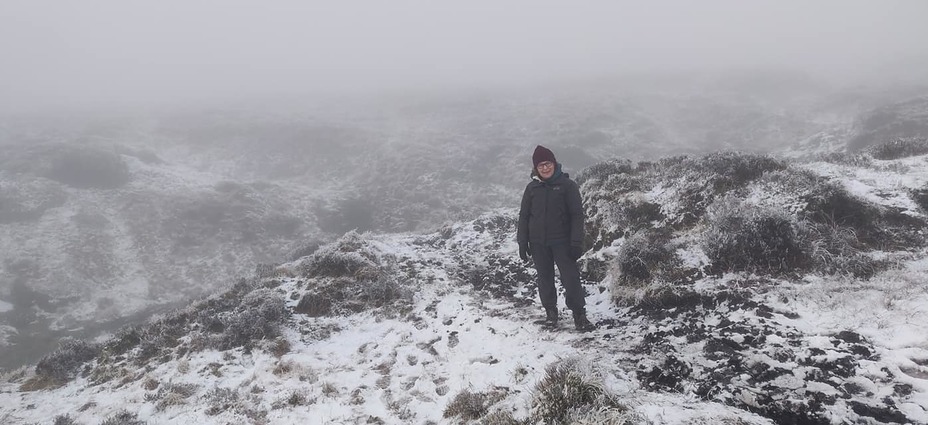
left=45, top=146, right=130, bottom=189
left=355, top=271, right=404, bottom=306
left=912, top=187, right=928, bottom=212
left=288, top=240, right=322, bottom=261
left=204, top=387, right=240, bottom=416
left=295, top=232, right=412, bottom=317
left=662, top=152, right=786, bottom=193
left=221, top=288, right=288, bottom=348
left=104, top=326, right=142, bottom=356
left=614, top=229, right=679, bottom=285
left=702, top=198, right=807, bottom=275
left=300, top=232, right=377, bottom=278
left=867, top=137, right=928, bottom=160
left=32, top=338, right=101, bottom=386
left=87, top=278, right=291, bottom=366
left=151, top=382, right=199, bottom=411
left=613, top=281, right=694, bottom=309
left=645, top=153, right=784, bottom=231
left=294, top=293, right=332, bottom=317
left=99, top=410, right=146, bottom=425
left=600, top=173, right=646, bottom=195
left=128, top=311, right=191, bottom=365
left=272, top=390, right=313, bottom=408
left=254, top=263, right=278, bottom=279
left=760, top=169, right=923, bottom=252
left=575, top=158, right=635, bottom=186
left=299, top=270, right=412, bottom=317
left=814, top=151, right=874, bottom=167
left=619, top=199, right=664, bottom=231
left=799, top=181, right=882, bottom=245
left=459, top=253, right=535, bottom=307
left=442, top=389, right=491, bottom=421
left=194, top=288, right=289, bottom=351
left=53, top=414, right=80, bottom=425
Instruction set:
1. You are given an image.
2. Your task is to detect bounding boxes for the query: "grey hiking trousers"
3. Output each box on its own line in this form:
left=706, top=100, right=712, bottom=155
left=532, top=243, right=585, bottom=312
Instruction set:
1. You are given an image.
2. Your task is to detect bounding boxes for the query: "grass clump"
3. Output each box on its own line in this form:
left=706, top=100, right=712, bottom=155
left=99, top=410, right=146, bottom=425
left=442, top=387, right=510, bottom=422
left=148, top=382, right=199, bottom=411
left=802, top=221, right=881, bottom=278
left=530, top=358, right=626, bottom=425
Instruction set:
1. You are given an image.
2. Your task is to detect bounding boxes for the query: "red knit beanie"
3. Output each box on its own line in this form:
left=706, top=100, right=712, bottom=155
left=532, top=145, right=556, bottom=167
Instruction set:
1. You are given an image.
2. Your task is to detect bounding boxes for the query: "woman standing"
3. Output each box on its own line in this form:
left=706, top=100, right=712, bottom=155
left=517, top=145, right=594, bottom=331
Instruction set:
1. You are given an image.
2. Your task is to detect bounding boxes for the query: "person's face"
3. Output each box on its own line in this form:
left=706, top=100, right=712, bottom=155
left=536, top=161, right=555, bottom=179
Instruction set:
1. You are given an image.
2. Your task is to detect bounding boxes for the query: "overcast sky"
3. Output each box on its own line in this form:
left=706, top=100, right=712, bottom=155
left=2, top=1, right=927, bottom=111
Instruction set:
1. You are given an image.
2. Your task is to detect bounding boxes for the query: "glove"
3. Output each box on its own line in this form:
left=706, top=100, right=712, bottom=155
left=519, top=242, right=531, bottom=262
left=569, top=245, right=584, bottom=260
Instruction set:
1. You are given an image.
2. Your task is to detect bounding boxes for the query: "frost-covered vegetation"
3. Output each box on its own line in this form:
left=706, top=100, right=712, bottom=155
left=580, top=151, right=926, bottom=289
left=867, top=136, right=928, bottom=160
left=296, top=231, right=414, bottom=317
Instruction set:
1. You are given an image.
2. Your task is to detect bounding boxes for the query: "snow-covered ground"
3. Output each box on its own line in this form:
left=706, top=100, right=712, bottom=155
left=0, top=226, right=779, bottom=424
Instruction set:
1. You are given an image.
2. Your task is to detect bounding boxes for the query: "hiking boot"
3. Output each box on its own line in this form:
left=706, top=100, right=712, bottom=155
left=572, top=309, right=595, bottom=332
left=544, top=307, right=559, bottom=327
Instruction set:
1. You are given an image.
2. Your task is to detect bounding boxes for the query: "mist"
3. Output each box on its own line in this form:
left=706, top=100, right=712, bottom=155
left=2, top=0, right=927, bottom=112
left=3, top=0, right=928, bottom=373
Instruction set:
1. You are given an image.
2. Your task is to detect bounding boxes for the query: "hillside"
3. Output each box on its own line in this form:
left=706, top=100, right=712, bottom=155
left=1, top=78, right=861, bottom=372
left=2, top=143, right=928, bottom=424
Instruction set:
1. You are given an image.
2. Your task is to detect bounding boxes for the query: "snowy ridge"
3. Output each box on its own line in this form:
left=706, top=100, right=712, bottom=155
left=0, top=213, right=777, bottom=424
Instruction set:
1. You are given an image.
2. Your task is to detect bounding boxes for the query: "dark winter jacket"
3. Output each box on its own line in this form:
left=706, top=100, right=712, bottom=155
left=517, top=164, right=584, bottom=247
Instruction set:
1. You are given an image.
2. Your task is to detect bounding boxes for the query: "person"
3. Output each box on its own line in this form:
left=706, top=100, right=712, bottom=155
left=517, top=145, right=594, bottom=331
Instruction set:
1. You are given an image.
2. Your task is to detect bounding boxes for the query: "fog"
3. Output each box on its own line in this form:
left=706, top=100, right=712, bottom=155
left=3, top=0, right=928, bottom=372
left=2, top=0, right=927, bottom=112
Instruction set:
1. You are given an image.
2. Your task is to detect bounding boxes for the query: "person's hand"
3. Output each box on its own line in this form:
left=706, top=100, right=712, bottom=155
left=519, top=242, right=531, bottom=262
left=569, top=245, right=584, bottom=260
